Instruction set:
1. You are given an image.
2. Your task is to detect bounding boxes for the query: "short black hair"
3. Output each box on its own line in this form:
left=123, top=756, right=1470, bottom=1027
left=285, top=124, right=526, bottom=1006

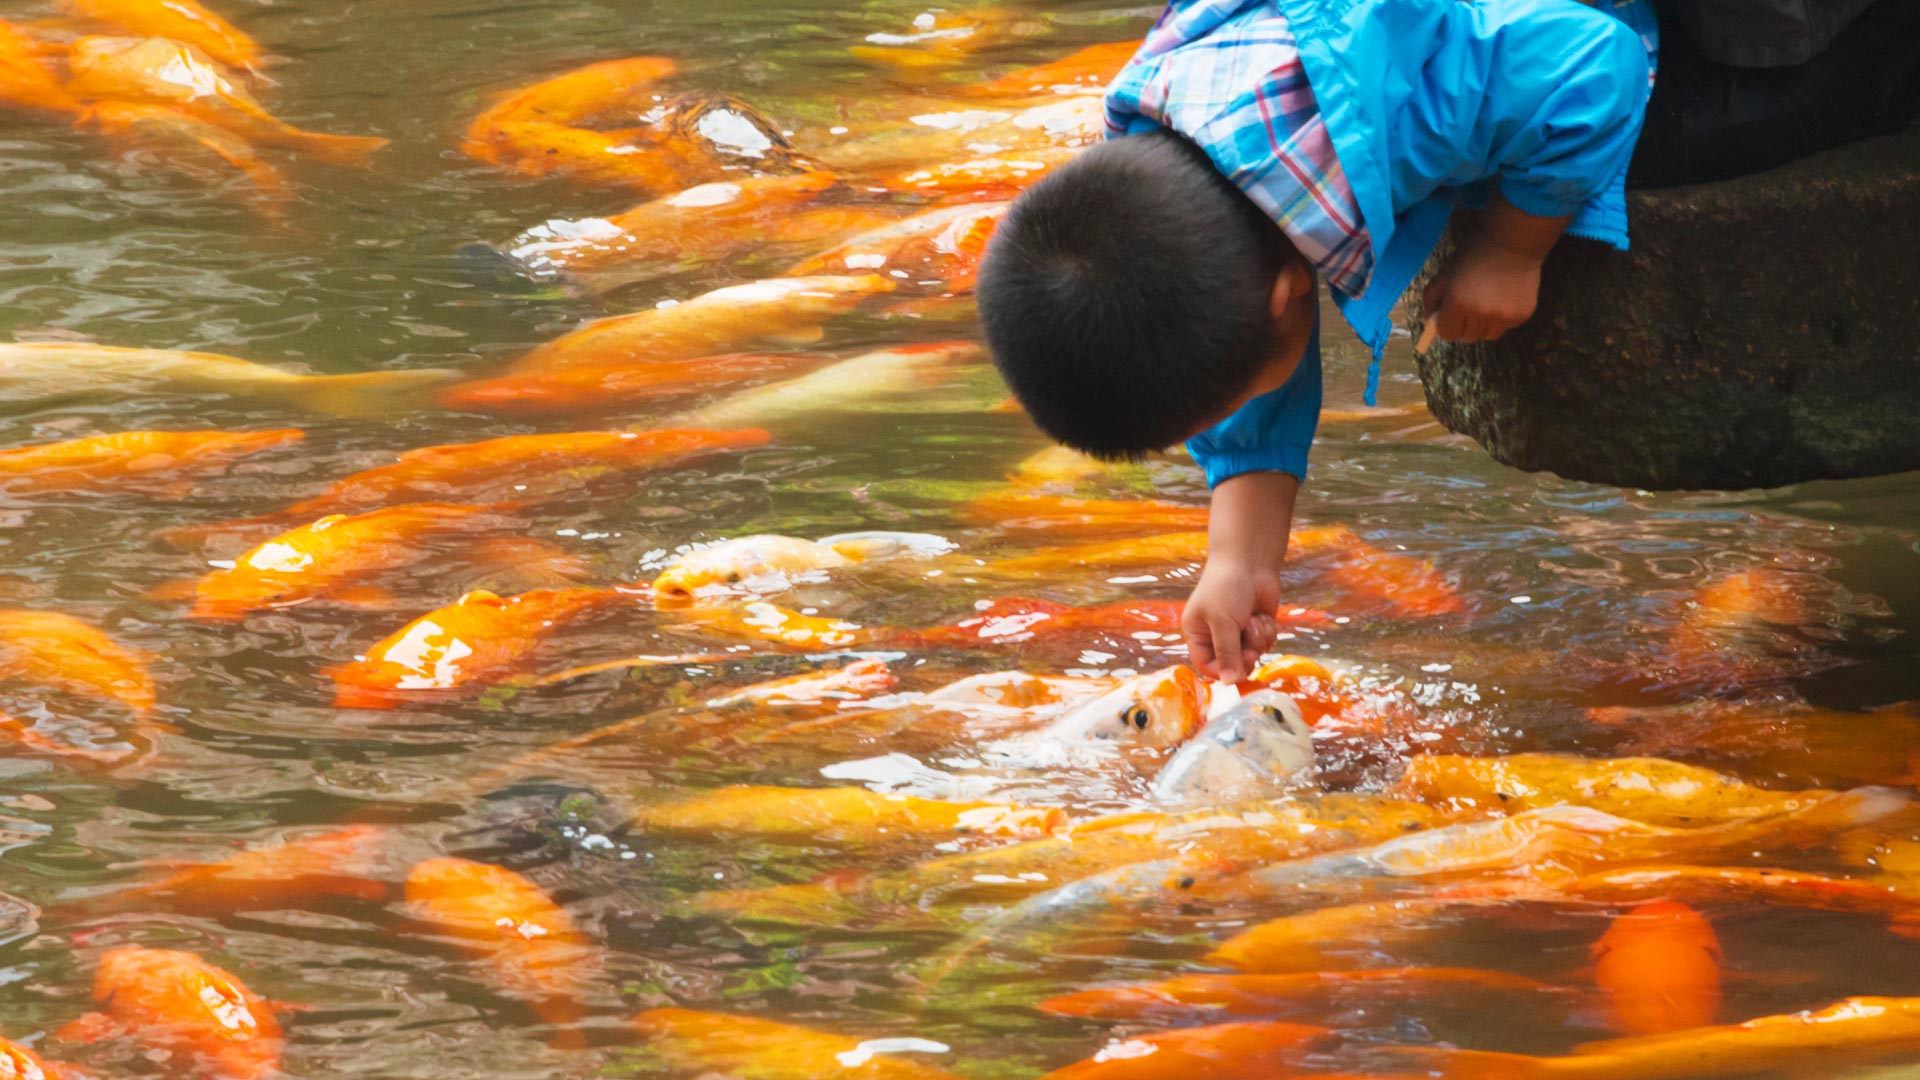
left=978, top=130, right=1293, bottom=459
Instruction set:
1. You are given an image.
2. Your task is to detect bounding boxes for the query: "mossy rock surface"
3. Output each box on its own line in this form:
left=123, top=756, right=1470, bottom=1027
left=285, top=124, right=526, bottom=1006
left=1414, top=128, right=1920, bottom=491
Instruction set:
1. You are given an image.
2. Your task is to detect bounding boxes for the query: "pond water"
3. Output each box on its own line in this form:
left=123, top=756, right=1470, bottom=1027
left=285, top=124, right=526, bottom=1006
left=0, top=0, right=1918, bottom=1077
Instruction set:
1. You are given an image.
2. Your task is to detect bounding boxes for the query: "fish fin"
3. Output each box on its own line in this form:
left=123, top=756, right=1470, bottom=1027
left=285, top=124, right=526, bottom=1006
left=286, top=131, right=391, bottom=167
left=144, top=578, right=201, bottom=602
left=298, top=368, right=462, bottom=418
left=52, top=1012, right=119, bottom=1045
left=327, top=585, right=399, bottom=610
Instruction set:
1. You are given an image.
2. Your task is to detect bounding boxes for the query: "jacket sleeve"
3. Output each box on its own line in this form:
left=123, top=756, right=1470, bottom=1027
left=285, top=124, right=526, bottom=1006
left=1472, top=0, right=1653, bottom=219
left=1185, top=317, right=1323, bottom=489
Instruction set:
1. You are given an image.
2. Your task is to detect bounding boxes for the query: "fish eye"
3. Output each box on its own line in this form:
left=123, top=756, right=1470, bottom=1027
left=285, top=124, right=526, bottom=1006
left=1123, top=704, right=1150, bottom=730
left=725, top=572, right=742, bottom=584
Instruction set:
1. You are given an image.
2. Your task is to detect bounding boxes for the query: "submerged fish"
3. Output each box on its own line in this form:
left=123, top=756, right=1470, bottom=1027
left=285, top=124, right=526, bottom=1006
left=1391, top=753, right=1834, bottom=827
left=631, top=785, right=1065, bottom=842
left=331, top=587, right=625, bottom=709
left=1288, top=524, right=1467, bottom=619
left=105, top=825, right=393, bottom=913
left=56, top=946, right=284, bottom=1080
left=167, top=503, right=501, bottom=620
left=441, top=352, right=830, bottom=416
left=1593, top=901, right=1722, bottom=1036
left=65, top=0, right=266, bottom=72
left=66, top=36, right=388, bottom=164
left=0, top=343, right=455, bottom=415
left=785, top=201, right=1007, bottom=291
left=959, top=40, right=1142, bottom=98
left=404, top=858, right=594, bottom=1046
left=0, top=19, right=84, bottom=115
left=704, top=657, right=897, bottom=708
left=1039, top=968, right=1556, bottom=1023
left=1150, top=690, right=1316, bottom=805
left=679, top=601, right=869, bottom=650
left=652, top=530, right=951, bottom=604
left=0, top=608, right=154, bottom=716
left=960, top=491, right=1209, bottom=537
left=632, top=1007, right=964, bottom=1080
left=987, top=532, right=1209, bottom=578
left=1038, top=1019, right=1331, bottom=1080
left=467, top=55, right=679, bottom=147
left=676, top=341, right=983, bottom=428
left=80, top=102, right=294, bottom=208
left=510, top=275, right=896, bottom=374
left=849, top=7, right=1043, bottom=75
left=0, top=1034, right=78, bottom=1080
left=0, top=429, right=300, bottom=494
left=880, top=147, right=1075, bottom=196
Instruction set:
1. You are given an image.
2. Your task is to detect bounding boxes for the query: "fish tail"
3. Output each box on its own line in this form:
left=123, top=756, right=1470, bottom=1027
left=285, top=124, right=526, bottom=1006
left=296, top=368, right=460, bottom=417
left=287, top=130, right=392, bottom=166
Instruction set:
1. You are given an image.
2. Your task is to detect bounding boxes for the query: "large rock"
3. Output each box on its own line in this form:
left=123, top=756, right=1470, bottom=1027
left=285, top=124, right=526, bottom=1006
left=1414, top=128, right=1920, bottom=491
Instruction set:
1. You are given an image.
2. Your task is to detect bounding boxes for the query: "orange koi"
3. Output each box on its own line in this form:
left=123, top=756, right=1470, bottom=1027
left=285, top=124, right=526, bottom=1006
left=1039, top=968, right=1555, bottom=1023
left=441, top=353, right=830, bottom=416
left=785, top=202, right=1006, bottom=291
left=1038, top=1020, right=1330, bottom=1080
left=676, top=341, right=980, bottom=428
left=66, top=37, right=388, bottom=164
left=1006, top=444, right=1117, bottom=487
left=1566, top=865, right=1920, bottom=918
left=258, top=427, right=769, bottom=522
left=471, top=56, right=679, bottom=131
left=631, top=785, right=1065, bottom=842
left=798, top=95, right=1105, bottom=174
left=330, top=587, right=624, bottom=709
left=65, top=0, right=265, bottom=73
left=704, top=657, right=896, bottom=708
left=1245, top=654, right=1389, bottom=728
left=0, top=609, right=154, bottom=715
left=1288, top=524, right=1467, bottom=619
left=632, top=1007, right=965, bottom=1080
left=1205, top=897, right=1501, bottom=974
left=55, top=946, right=284, bottom=1080
left=404, top=857, right=593, bottom=1046
left=0, top=429, right=299, bottom=494
left=915, top=597, right=1188, bottom=647
left=1592, top=901, right=1722, bottom=1036
left=110, top=824, right=392, bottom=912
left=0, top=1035, right=79, bottom=1080
left=916, top=669, right=1118, bottom=709
left=879, top=147, right=1075, bottom=196
left=509, top=275, right=895, bottom=374
left=168, top=503, right=500, bottom=620
left=987, top=532, right=1209, bottom=578
left=1414, top=996, right=1920, bottom=1079
left=1391, top=753, right=1833, bottom=826
left=1669, top=567, right=1826, bottom=680
left=1019, top=664, right=1207, bottom=750
left=960, top=40, right=1143, bottom=98
left=849, top=8, right=1042, bottom=74
left=679, top=601, right=869, bottom=650
left=464, top=56, right=679, bottom=184
left=0, top=19, right=84, bottom=115
left=79, top=103, right=294, bottom=208
left=960, top=491, right=1209, bottom=537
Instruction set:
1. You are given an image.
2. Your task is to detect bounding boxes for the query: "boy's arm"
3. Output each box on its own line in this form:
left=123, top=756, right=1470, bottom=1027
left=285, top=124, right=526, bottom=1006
left=1183, top=470, right=1298, bottom=683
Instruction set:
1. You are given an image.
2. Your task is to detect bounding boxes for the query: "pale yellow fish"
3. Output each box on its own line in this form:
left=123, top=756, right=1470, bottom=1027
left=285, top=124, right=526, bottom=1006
left=0, top=343, right=454, bottom=415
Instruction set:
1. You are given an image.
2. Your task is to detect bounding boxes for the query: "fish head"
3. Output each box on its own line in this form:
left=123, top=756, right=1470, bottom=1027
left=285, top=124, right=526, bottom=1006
left=1036, top=665, right=1207, bottom=749
left=1150, top=690, right=1317, bottom=805
left=651, top=536, right=828, bottom=605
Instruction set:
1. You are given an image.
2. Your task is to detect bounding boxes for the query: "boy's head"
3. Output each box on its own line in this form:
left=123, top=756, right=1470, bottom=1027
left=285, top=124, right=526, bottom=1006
left=978, top=130, right=1315, bottom=460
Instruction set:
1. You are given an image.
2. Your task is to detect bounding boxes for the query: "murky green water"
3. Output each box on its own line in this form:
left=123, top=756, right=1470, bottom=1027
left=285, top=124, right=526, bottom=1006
left=0, top=0, right=1917, bottom=1076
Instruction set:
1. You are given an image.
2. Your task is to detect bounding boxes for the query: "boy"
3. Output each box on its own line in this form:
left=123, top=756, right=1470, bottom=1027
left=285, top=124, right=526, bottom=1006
left=977, top=0, right=1657, bottom=682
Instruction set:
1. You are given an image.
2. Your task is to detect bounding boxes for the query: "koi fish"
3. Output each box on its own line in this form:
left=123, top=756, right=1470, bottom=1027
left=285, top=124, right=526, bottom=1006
left=79, top=102, right=294, bottom=208
left=0, top=609, right=154, bottom=715
left=1391, top=753, right=1834, bottom=827
left=679, top=601, right=869, bottom=650
left=0, top=429, right=300, bottom=494
left=1244, top=654, right=1376, bottom=728
left=404, top=857, right=593, bottom=1046
left=55, top=946, right=284, bottom=1080
left=785, top=202, right=1007, bottom=292
left=652, top=531, right=951, bottom=604
left=1007, top=444, right=1119, bottom=487
left=631, top=785, right=1065, bottom=842
left=738, top=669, right=1119, bottom=748
left=106, top=824, right=392, bottom=913
left=987, top=532, right=1209, bottom=579
left=0, top=1034, right=78, bottom=1080
left=1204, top=896, right=1509, bottom=975
left=1668, top=567, right=1828, bottom=683
left=1414, top=996, right=1920, bottom=1079
left=1013, top=665, right=1208, bottom=752
left=254, top=427, right=770, bottom=523
left=1150, top=690, right=1316, bottom=805
left=915, top=597, right=1175, bottom=647
left=0, top=19, right=84, bottom=115
left=1593, top=901, right=1722, bottom=1036
left=676, top=341, right=983, bottom=428
left=166, top=503, right=500, bottom=620
left=960, top=491, right=1209, bottom=537
left=0, top=343, right=455, bottom=415
left=1589, top=698, right=1920, bottom=791
left=469, top=56, right=679, bottom=138
left=959, top=40, right=1143, bottom=98
left=919, top=670, right=1119, bottom=710
left=880, top=147, right=1076, bottom=196
left=1038, top=1020, right=1330, bottom=1080
left=472, top=118, right=694, bottom=191
left=631, top=1007, right=965, bottom=1080
left=441, top=352, right=832, bottom=417
left=1039, top=968, right=1556, bottom=1023
left=66, top=37, right=388, bottom=164
left=849, top=7, right=1043, bottom=74
left=704, top=657, right=897, bottom=708
left=1566, top=865, right=1920, bottom=920
left=65, top=0, right=266, bottom=73
left=509, top=275, right=896, bottom=374
left=330, top=587, right=624, bottom=708
left=799, top=96, right=1104, bottom=173
left=1288, top=524, right=1467, bottom=619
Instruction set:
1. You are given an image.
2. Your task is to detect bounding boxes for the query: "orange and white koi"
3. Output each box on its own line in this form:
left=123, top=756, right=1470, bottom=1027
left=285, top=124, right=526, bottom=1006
left=1391, top=753, right=1833, bottom=826
left=0, top=1034, right=79, bottom=1080
left=704, top=658, right=897, bottom=708
left=632, top=1007, right=965, bottom=1080
left=785, top=202, right=1006, bottom=292
left=0, top=609, right=154, bottom=716
left=65, top=0, right=266, bottom=73
left=55, top=946, right=284, bottom=1080
left=652, top=531, right=950, bottom=604
left=676, top=341, right=981, bottom=428
left=679, top=601, right=869, bottom=650
left=1038, top=1020, right=1330, bottom=1080
left=631, top=785, right=1065, bottom=842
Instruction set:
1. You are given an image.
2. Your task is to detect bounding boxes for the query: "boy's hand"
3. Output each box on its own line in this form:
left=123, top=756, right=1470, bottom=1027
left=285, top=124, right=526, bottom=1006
left=1423, top=192, right=1573, bottom=344
left=1185, top=470, right=1300, bottom=683
left=1183, top=556, right=1282, bottom=683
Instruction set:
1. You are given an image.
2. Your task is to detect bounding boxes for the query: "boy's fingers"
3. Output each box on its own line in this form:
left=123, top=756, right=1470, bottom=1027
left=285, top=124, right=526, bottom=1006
left=1183, top=619, right=1218, bottom=678
left=1208, top=613, right=1247, bottom=682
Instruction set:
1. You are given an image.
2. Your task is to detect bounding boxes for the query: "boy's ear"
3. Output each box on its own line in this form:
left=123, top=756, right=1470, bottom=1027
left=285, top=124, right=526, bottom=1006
left=1268, top=258, right=1313, bottom=320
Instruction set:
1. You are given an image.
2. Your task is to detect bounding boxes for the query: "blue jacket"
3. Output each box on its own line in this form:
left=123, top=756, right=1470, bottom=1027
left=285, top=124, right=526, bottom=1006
left=1110, top=0, right=1657, bottom=487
